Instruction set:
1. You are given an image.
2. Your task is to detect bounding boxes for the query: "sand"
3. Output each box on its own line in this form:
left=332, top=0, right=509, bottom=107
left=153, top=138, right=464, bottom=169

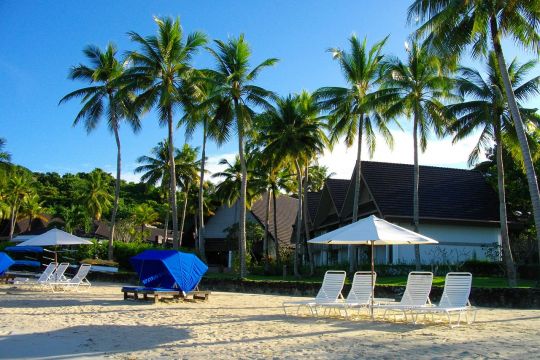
left=0, top=283, right=539, bottom=359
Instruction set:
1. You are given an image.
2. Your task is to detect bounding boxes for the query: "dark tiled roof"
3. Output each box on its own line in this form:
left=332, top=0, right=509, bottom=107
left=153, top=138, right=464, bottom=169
left=326, top=178, right=350, bottom=213
left=359, top=161, right=499, bottom=222
left=306, top=191, right=322, bottom=223
left=250, top=192, right=299, bottom=246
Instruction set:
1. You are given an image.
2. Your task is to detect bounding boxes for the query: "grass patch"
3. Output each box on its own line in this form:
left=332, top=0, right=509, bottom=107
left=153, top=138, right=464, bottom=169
left=204, top=272, right=536, bottom=288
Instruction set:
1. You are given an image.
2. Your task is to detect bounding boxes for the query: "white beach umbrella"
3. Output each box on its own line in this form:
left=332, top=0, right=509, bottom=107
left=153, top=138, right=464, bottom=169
left=308, top=215, right=438, bottom=318
left=17, top=228, right=92, bottom=263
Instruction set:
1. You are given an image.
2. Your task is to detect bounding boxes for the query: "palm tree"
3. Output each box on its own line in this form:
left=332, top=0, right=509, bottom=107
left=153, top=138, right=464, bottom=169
left=181, top=75, right=228, bottom=259
left=212, top=156, right=260, bottom=209
left=315, top=35, right=396, bottom=271
left=207, top=34, right=278, bottom=278
left=6, top=170, right=34, bottom=240
left=20, top=194, right=48, bottom=232
left=135, top=139, right=180, bottom=242
left=131, top=203, right=159, bottom=239
left=80, top=170, right=113, bottom=221
left=446, top=53, right=540, bottom=286
left=408, top=0, right=540, bottom=265
left=127, top=16, right=207, bottom=249
left=59, top=43, right=141, bottom=260
left=62, top=204, right=91, bottom=234
left=258, top=93, right=327, bottom=277
left=175, top=144, right=201, bottom=247
left=381, top=40, right=455, bottom=269
left=0, top=138, right=11, bottom=165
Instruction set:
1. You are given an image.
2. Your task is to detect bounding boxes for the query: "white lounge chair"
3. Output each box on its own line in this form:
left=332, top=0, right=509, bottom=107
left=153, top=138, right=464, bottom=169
left=411, top=272, right=477, bottom=327
left=318, top=271, right=376, bottom=319
left=375, top=271, right=433, bottom=321
left=13, top=262, right=56, bottom=285
left=48, top=264, right=92, bottom=292
left=282, top=270, right=346, bottom=316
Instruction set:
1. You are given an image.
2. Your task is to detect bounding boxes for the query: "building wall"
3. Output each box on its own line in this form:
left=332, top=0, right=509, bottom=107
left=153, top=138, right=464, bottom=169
left=312, top=222, right=501, bottom=266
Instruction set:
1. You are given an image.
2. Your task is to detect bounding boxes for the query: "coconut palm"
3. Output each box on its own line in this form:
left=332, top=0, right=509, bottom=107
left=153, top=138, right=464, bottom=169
left=315, top=35, right=397, bottom=271
left=20, top=194, right=48, bottom=232
left=59, top=43, right=141, bottom=260
left=181, top=75, right=228, bottom=259
left=127, top=16, right=207, bottom=249
left=446, top=53, right=540, bottom=286
left=382, top=40, right=456, bottom=269
left=175, top=144, right=201, bottom=247
left=408, top=0, right=540, bottom=264
left=135, top=139, right=180, bottom=241
left=258, top=93, right=327, bottom=277
left=0, top=138, right=11, bottom=165
left=212, top=155, right=260, bottom=209
left=6, top=170, right=34, bottom=240
left=206, top=34, right=278, bottom=278
left=80, top=170, right=113, bottom=222
left=131, top=203, right=159, bottom=239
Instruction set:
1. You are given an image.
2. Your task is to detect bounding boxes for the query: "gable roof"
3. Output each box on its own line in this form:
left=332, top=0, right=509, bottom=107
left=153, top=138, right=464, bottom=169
left=306, top=191, right=322, bottom=223
left=358, top=161, right=499, bottom=223
left=325, top=178, right=350, bottom=214
left=250, top=193, right=299, bottom=246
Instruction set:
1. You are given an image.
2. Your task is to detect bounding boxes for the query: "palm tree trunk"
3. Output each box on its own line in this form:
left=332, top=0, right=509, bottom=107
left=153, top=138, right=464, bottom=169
left=495, top=123, right=517, bottom=287
left=491, top=19, right=540, bottom=268
left=236, top=100, right=248, bottom=278
left=108, top=122, right=121, bottom=260
left=9, top=204, right=17, bottom=241
left=163, top=205, right=169, bottom=245
left=272, top=186, right=280, bottom=265
left=413, top=111, right=421, bottom=270
left=294, top=159, right=303, bottom=278
left=264, top=189, right=271, bottom=273
left=167, top=106, right=179, bottom=249
left=350, top=115, right=364, bottom=272
left=179, top=180, right=190, bottom=248
left=303, top=162, right=314, bottom=276
left=198, top=120, right=207, bottom=260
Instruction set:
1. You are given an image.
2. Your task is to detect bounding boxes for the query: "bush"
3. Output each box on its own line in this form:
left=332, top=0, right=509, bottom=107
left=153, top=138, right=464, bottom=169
left=80, top=258, right=119, bottom=267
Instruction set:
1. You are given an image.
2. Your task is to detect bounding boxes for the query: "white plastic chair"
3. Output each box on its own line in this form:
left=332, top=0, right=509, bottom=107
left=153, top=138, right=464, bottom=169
left=49, top=264, right=92, bottom=292
left=319, top=271, right=376, bottom=318
left=412, top=272, right=477, bottom=327
left=13, top=262, right=57, bottom=285
left=376, top=271, right=433, bottom=321
left=282, top=270, right=346, bottom=316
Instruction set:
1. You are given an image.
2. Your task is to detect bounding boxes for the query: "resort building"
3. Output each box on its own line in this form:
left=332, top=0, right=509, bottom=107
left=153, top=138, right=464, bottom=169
left=308, top=161, right=502, bottom=266
left=203, top=193, right=298, bottom=267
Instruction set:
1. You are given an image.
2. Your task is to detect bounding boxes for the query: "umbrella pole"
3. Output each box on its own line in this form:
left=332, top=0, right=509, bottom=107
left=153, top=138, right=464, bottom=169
left=371, top=240, right=374, bottom=320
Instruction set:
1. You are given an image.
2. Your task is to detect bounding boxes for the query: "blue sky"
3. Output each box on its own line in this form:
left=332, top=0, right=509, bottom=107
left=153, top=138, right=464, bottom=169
left=1, top=1, right=538, bottom=181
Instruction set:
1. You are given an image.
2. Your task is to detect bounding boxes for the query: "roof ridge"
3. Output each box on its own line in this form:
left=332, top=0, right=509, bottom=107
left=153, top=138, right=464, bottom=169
left=359, top=160, right=480, bottom=173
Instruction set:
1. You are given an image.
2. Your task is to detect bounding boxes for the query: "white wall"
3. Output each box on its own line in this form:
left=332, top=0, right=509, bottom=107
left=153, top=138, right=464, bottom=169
left=392, top=222, right=500, bottom=264
left=311, top=222, right=501, bottom=266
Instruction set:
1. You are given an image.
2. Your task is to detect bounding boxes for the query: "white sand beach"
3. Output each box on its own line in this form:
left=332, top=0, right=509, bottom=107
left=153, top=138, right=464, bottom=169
left=1, top=283, right=539, bottom=359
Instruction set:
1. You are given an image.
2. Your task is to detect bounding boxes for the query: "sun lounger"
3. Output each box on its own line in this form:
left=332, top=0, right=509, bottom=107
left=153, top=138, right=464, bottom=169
left=48, top=264, right=92, bottom=292
left=411, top=272, right=477, bottom=327
left=14, top=263, right=67, bottom=286
left=318, top=271, right=376, bottom=318
left=282, top=270, right=346, bottom=316
left=375, top=271, right=433, bottom=321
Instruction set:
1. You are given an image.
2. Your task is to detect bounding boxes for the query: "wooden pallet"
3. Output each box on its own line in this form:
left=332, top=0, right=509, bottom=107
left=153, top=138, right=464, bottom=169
left=122, top=287, right=211, bottom=303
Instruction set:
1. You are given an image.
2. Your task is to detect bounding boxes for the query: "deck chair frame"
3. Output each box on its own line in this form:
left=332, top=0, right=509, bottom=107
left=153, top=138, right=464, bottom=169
left=282, top=270, right=346, bottom=316
left=411, top=272, right=477, bottom=328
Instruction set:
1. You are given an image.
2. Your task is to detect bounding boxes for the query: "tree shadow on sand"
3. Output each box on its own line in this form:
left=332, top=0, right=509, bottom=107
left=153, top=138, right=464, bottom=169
left=0, top=324, right=190, bottom=359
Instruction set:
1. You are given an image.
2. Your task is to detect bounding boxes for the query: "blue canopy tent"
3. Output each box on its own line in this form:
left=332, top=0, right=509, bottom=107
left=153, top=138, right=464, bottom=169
left=0, top=252, right=15, bottom=276
left=130, top=250, right=208, bottom=293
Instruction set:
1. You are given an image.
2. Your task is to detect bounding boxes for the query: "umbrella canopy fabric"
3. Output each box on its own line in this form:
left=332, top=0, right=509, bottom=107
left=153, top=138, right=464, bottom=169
left=16, top=228, right=92, bottom=247
left=130, top=250, right=208, bottom=292
left=0, top=252, right=15, bottom=275
left=308, top=215, right=438, bottom=245
left=4, top=246, right=44, bottom=253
